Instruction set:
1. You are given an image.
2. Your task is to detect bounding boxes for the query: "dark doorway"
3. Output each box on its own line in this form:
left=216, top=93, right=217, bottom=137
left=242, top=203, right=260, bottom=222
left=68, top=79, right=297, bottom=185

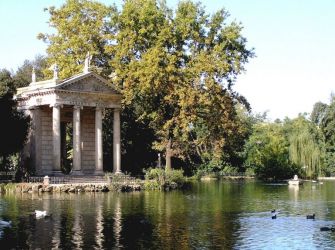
left=61, top=122, right=73, bottom=174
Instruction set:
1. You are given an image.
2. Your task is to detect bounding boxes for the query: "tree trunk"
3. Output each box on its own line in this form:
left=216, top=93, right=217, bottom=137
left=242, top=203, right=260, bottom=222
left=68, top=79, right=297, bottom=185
left=165, top=138, right=172, bottom=171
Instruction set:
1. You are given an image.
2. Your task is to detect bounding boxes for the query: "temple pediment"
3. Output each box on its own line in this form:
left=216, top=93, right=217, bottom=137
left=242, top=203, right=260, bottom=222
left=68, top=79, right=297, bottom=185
left=16, top=71, right=121, bottom=109
left=56, top=72, right=118, bottom=94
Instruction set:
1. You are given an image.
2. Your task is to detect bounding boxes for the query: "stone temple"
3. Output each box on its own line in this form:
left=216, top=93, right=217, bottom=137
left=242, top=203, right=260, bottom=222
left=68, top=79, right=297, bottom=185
left=15, top=61, right=121, bottom=176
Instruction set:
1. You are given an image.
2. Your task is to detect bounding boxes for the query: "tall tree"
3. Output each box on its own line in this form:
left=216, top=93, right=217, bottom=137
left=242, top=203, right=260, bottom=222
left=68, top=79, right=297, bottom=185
left=0, top=69, right=30, bottom=171
left=38, top=0, right=117, bottom=78
left=40, top=0, right=254, bottom=172
left=310, top=101, right=327, bottom=126
left=109, top=0, right=253, bottom=170
left=244, top=122, right=296, bottom=180
left=13, top=55, right=48, bottom=88
left=286, top=116, right=324, bottom=178
left=318, top=96, right=335, bottom=176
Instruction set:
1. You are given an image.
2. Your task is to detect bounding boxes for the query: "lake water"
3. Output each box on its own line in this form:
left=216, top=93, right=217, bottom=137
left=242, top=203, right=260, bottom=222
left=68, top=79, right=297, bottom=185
left=0, top=180, right=335, bottom=249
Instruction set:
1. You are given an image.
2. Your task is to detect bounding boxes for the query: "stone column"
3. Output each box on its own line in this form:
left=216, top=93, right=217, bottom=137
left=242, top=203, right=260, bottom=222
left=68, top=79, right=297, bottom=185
left=52, top=104, right=61, bottom=172
left=95, top=107, right=103, bottom=173
left=27, top=107, right=41, bottom=174
left=113, top=108, right=121, bottom=173
left=73, top=106, right=81, bottom=173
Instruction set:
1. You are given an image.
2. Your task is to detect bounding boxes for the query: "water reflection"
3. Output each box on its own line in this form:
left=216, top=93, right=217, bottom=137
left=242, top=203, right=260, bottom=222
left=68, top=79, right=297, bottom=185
left=113, top=195, right=122, bottom=248
left=288, top=184, right=299, bottom=202
left=1, top=181, right=335, bottom=248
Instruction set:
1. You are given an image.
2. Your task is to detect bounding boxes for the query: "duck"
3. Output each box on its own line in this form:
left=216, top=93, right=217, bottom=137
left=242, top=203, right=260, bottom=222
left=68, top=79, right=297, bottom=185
left=271, top=214, right=277, bottom=219
left=306, top=213, right=315, bottom=219
left=271, top=209, right=276, bottom=213
left=320, top=226, right=335, bottom=232
left=0, top=220, right=11, bottom=227
left=35, top=210, right=47, bottom=218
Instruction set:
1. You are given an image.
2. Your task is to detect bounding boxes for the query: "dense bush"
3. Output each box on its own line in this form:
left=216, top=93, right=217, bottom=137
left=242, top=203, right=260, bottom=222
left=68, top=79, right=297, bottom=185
left=144, top=168, right=186, bottom=190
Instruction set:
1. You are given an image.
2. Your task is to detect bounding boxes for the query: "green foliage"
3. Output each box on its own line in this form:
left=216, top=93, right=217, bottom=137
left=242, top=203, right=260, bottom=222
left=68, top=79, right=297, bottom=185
left=144, top=168, right=186, bottom=189
left=103, top=107, right=157, bottom=174
left=286, top=116, right=324, bottom=178
left=13, top=55, right=48, bottom=88
left=165, top=169, right=185, bottom=186
left=245, top=167, right=255, bottom=177
left=144, top=168, right=166, bottom=189
left=311, top=101, right=327, bottom=126
left=27, top=0, right=257, bottom=175
left=0, top=70, right=30, bottom=172
left=312, top=95, right=335, bottom=176
left=111, top=0, right=254, bottom=169
left=244, top=115, right=324, bottom=180
left=38, top=0, right=116, bottom=78
left=41, top=0, right=254, bottom=172
left=244, top=122, right=296, bottom=180
left=220, top=165, right=239, bottom=176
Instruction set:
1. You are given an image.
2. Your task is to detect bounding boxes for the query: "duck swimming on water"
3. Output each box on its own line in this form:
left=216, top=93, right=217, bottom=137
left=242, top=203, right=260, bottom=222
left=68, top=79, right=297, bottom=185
left=35, top=210, right=47, bottom=218
left=306, top=214, right=315, bottom=219
left=0, top=220, right=11, bottom=227
left=271, top=210, right=278, bottom=219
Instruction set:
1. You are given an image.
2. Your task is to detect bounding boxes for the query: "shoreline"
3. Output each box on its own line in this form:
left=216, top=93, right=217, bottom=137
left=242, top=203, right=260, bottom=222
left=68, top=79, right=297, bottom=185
left=318, top=177, right=335, bottom=180
left=0, top=182, right=143, bottom=194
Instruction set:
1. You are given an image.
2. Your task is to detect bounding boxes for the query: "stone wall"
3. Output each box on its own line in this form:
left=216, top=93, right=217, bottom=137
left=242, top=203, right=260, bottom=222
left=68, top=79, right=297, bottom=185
left=81, top=108, right=95, bottom=173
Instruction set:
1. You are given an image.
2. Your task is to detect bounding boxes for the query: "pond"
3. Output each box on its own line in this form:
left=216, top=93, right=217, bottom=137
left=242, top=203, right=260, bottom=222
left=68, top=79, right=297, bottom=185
left=0, top=180, right=335, bottom=249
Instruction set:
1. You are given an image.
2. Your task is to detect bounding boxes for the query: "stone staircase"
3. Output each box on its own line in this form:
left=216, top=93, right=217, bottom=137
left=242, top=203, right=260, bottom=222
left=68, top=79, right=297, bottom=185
left=27, top=174, right=139, bottom=184
left=27, top=175, right=107, bottom=184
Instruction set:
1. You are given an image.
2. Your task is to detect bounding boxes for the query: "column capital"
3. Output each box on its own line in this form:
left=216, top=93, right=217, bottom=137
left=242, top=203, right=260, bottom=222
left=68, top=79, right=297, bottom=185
left=95, top=106, right=104, bottom=111
left=28, top=105, right=39, bottom=110
left=73, top=105, right=83, bottom=110
left=50, top=103, right=63, bottom=108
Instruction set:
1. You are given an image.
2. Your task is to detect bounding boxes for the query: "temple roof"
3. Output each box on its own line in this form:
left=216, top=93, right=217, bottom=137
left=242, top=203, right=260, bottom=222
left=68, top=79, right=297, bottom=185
left=16, top=71, right=121, bottom=109
left=16, top=71, right=119, bottom=96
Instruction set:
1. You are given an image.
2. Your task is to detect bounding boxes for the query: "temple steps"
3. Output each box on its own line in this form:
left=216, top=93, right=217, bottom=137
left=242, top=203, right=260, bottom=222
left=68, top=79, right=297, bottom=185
left=27, top=175, right=138, bottom=184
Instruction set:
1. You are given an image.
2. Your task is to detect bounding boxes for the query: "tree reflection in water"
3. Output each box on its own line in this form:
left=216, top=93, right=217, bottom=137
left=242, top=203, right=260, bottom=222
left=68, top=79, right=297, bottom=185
left=1, top=181, right=335, bottom=248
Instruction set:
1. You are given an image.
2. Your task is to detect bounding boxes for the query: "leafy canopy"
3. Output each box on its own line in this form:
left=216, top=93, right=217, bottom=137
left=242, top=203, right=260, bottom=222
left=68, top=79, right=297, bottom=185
left=40, top=0, right=254, bottom=170
left=244, top=122, right=295, bottom=180
left=38, top=0, right=117, bottom=78
left=0, top=69, right=30, bottom=170
left=109, top=0, right=254, bottom=167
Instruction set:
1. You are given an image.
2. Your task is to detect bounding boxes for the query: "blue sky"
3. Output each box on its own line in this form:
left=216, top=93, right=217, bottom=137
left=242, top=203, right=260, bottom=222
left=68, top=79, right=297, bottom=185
left=1, top=0, right=335, bottom=120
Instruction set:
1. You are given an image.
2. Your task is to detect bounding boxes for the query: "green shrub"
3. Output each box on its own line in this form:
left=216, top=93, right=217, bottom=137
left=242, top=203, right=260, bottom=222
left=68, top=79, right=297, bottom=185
left=219, top=165, right=239, bottom=176
left=165, top=169, right=185, bottom=185
left=245, top=167, right=255, bottom=177
left=143, top=180, right=162, bottom=190
left=144, top=168, right=186, bottom=189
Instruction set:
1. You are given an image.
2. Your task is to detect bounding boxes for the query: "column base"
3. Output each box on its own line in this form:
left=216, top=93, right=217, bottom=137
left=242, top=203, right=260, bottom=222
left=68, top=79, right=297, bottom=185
left=94, top=170, right=104, bottom=176
left=51, top=170, right=64, bottom=176
left=71, top=170, right=84, bottom=176
left=113, top=170, right=122, bottom=175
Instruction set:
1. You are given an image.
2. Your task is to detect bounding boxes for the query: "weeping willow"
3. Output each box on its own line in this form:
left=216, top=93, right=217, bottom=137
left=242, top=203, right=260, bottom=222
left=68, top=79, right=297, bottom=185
left=289, top=128, right=321, bottom=178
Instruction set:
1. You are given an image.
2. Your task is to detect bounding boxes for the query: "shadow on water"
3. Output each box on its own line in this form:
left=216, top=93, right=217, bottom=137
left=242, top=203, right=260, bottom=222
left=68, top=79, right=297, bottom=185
left=0, top=180, right=335, bottom=248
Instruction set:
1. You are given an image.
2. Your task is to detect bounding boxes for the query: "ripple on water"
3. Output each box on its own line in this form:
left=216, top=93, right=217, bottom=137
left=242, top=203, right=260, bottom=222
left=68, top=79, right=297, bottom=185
left=235, top=213, right=335, bottom=250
